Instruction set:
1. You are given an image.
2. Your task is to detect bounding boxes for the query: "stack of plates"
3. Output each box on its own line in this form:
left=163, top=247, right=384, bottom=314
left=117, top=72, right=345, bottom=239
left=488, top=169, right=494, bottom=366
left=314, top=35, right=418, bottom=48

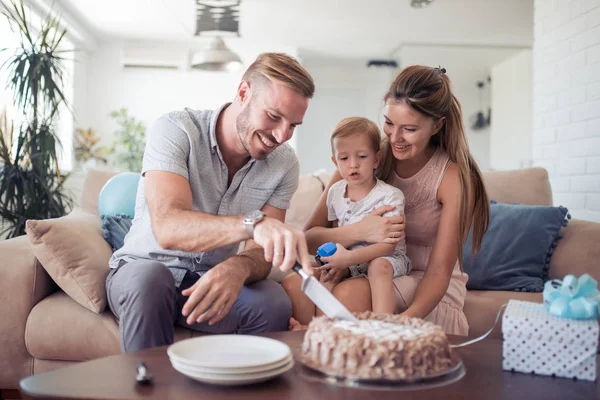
left=167, top=335, right=294, bottom=386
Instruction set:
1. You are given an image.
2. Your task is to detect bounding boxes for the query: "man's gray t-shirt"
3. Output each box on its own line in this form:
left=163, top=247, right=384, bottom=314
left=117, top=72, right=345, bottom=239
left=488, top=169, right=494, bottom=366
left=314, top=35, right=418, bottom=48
left=110, top=103, right=300, bottom=286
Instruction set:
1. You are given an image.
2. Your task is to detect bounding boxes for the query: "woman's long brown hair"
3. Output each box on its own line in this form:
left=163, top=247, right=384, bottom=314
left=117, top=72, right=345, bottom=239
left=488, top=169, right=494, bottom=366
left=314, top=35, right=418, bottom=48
left=377, top=65, right=490, bottom=269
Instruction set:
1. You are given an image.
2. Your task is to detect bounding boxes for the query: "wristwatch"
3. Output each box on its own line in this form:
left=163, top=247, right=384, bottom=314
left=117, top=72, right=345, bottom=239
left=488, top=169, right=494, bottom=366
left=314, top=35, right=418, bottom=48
left=243, top=210, right=266, bottom=238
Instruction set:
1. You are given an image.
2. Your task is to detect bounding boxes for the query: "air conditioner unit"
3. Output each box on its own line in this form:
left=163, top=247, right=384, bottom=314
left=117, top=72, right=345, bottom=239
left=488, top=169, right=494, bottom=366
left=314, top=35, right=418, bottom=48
left=120, top=46, right=186, bottom=70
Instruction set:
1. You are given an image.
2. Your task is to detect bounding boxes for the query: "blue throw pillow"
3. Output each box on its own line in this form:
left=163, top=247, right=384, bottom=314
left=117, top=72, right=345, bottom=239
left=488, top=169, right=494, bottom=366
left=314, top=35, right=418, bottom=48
left=101, top=214, right=133, bottom=252
left=463, top=201, right=570, bottom=292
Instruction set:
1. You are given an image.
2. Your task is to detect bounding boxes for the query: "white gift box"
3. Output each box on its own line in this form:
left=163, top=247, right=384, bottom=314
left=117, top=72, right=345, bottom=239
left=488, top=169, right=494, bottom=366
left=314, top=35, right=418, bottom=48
left=502, top=299, right=598, bottom=381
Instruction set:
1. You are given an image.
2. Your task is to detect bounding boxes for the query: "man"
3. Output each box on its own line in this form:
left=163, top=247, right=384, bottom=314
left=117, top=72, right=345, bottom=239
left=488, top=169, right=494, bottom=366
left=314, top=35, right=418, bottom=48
left=106, top=53, right=315, bottom=353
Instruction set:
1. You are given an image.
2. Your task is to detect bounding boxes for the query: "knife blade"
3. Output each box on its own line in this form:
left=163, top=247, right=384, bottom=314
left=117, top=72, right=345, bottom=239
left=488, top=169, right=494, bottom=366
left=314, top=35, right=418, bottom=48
left=292, top=263, right=358, bottom=322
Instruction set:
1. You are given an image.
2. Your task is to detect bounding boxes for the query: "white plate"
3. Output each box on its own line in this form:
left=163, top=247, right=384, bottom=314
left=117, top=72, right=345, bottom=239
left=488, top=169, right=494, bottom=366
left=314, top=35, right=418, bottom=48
left=169, top=353, right=294, bottom=374
left=173, top=358, right=295, bottom=386
left=172, top=358, right=294, bottom=379
left=167, top=335, right=291, bottom=369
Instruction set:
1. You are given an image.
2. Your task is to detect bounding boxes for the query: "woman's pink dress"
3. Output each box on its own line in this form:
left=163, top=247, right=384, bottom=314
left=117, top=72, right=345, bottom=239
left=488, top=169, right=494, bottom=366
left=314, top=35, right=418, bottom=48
left=387, top=147, right=469, bottom=336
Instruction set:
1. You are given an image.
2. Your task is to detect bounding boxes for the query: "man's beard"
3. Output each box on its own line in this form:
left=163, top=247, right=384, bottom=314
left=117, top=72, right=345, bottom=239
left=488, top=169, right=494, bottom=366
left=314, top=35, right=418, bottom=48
left=236, top=104, right=269, bottom=160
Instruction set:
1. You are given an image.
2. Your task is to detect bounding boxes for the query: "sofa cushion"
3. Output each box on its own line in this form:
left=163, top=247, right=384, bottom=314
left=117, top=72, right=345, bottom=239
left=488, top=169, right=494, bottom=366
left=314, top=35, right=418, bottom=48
left=464, top=290, right=542, bottom=339
left=25, top=292, right=204, bottom=361
left=25, top=209, right=113, bottom=313
left=549, top=218, right=600, bottom=282
left=26, top=291, right=120, bottom=361
left=284, top=173, right=329, bottom=231
left=463, top=202, right=569, bottom=292
left=0, top=236, right=52, bottom=389
left=482, top=167, right=552, bottom=206
left=80, top=170, right=118, bottom=215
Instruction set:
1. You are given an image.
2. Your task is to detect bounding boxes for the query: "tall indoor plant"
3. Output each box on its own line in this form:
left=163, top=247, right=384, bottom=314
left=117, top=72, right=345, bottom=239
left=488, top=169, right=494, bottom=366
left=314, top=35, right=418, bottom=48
left=0, top=0, right=73, bottom=238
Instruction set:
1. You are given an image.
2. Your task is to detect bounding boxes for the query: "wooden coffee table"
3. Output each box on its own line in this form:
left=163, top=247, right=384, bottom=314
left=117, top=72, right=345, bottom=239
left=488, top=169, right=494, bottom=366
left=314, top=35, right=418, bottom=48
left=20, top=331, right=599, bottom=400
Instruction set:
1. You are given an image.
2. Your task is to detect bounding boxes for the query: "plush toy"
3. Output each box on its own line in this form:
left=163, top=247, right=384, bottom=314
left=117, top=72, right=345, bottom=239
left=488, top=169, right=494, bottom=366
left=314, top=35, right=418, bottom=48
left=98, top=172, right=140, bottom=218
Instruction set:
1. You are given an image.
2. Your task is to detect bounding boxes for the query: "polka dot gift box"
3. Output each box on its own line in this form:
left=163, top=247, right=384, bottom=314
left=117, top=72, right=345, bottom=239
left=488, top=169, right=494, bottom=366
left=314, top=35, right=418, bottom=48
left=502, top=274, right=600, bottom=381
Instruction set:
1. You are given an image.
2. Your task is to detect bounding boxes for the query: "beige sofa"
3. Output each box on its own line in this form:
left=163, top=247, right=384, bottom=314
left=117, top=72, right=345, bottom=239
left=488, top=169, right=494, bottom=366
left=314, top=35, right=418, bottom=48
left=1, top=167, right=599, bottom=394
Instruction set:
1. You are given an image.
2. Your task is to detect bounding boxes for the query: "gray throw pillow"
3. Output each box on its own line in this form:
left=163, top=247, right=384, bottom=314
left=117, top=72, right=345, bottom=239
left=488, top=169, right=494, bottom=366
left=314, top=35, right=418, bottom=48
left=101, top=214, right=133, bottom=252
left=462, top=201, right=570, bottom=292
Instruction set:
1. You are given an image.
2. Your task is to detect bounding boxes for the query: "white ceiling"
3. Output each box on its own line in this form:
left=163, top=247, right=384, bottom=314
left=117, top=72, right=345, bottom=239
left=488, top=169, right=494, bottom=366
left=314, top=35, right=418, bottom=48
left=55, top=0, right=533, bottom=59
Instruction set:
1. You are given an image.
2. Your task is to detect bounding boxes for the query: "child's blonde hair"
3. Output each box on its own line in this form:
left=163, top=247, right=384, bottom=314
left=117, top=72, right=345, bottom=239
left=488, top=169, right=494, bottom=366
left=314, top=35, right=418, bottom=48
left=330, top=117, right=381, bottom=155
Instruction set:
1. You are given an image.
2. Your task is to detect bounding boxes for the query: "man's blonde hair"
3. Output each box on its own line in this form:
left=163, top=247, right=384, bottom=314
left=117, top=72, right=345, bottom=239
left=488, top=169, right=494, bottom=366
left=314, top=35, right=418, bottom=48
left=242, top=53, right=315, bottom=98
left=330, top=117, right=381, bottom=155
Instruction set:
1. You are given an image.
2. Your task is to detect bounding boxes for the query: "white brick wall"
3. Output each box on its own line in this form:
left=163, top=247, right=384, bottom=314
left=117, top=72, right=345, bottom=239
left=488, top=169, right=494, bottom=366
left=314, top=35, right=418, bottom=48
left=533, top=0, right=600, bottom=222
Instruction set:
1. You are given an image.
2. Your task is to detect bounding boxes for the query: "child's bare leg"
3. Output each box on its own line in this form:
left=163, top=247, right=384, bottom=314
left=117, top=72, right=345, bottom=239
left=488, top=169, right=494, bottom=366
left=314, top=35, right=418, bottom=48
left=316, top=271, right=337, bottom=317
left=367, top=259, right=396, bottom=314
left=315, top=282, right=340, bottom=317
left=316, top=268, right=348, bottom=316
left=282, top=273, right=316, bottom=325
left=289, top=317, right=308, bottom=331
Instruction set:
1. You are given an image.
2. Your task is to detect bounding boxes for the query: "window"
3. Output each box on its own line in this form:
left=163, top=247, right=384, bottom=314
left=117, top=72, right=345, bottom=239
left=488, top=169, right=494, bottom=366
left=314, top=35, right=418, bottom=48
left=56, top=37, right=74, bottom=172
left=0, top=19, right=24, bottom=139
left=0, top=15, right=74, bottom=171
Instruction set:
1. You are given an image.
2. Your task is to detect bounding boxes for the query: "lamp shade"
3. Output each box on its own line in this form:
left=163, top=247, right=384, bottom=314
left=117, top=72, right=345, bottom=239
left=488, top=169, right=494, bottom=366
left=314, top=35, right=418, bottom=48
left=191, top=36, right=242, bottom=72
left=411, top=0, right=435, bottom=8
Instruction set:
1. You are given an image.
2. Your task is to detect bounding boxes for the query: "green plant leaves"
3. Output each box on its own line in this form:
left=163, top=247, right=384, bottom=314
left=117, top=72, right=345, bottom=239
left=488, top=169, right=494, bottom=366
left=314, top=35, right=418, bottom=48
left=2, top=0, right=69, bottom=117
left=109, top=107, right=146, bottom=172
left=0, top=0, right=73, bottom=238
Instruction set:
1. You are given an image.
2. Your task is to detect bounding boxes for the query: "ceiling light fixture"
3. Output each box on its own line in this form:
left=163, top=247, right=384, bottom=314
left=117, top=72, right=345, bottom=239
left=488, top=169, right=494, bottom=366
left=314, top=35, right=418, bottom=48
left=366, top=59, right=398, bottom=68
left=191, top=0, right=242, bottom=72
left=191, top=36, right=241, bottom=71
left=410, top=0, right=435, bottom=8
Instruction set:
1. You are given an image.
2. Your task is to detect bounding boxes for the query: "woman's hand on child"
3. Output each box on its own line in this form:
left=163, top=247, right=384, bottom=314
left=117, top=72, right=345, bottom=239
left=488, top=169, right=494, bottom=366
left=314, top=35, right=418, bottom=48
left=320, top=268, right=346, bottom=285
left=358, top=205, right=406, bottom=244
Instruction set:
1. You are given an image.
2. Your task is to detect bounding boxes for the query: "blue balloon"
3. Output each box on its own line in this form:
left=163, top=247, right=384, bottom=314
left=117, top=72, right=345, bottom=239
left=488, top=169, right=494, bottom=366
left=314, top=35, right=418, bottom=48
left=98, top=172, right=141, bottom=218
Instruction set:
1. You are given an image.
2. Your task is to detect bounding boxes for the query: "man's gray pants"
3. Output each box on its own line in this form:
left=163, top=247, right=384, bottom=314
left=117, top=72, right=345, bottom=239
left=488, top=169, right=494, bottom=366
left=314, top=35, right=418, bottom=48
left=106, top=260, right=292, bottom=353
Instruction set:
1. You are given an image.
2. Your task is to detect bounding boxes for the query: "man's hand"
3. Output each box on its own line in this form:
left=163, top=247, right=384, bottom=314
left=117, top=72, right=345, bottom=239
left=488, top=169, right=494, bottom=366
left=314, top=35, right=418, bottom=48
left=358, top=205, right=406, bottom=244
left=253, top=217, right=313, bottom=275
left=181, top=259, right=246, bottom=326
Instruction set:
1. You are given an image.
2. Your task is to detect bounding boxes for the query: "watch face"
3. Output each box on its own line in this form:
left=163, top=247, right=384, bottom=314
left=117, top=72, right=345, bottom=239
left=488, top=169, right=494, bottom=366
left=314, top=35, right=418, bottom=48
left=245, top=210, right=264, bottom=221
left=248, top=210, right=262, bottom=219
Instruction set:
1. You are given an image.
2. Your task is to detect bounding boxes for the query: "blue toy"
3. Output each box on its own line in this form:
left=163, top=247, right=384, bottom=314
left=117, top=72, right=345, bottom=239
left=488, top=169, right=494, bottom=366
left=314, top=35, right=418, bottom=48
left=98, top=172, right=141, bottom=218
left=316, top=242, right=337, bottom=266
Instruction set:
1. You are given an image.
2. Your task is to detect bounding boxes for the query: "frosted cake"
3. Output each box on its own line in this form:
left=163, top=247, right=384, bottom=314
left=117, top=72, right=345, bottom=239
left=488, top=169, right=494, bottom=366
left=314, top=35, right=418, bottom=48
left=300, top=312, right=454, bottom=380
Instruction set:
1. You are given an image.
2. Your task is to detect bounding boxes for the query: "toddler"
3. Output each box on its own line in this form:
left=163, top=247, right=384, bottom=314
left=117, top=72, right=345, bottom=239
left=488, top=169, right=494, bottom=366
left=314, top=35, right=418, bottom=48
left=317, top=117, right=411, bottom=314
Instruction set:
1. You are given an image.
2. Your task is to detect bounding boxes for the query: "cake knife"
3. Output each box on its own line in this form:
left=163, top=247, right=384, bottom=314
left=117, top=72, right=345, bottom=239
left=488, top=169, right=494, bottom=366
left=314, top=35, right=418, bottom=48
left=292, top=263, right=358, bottom=322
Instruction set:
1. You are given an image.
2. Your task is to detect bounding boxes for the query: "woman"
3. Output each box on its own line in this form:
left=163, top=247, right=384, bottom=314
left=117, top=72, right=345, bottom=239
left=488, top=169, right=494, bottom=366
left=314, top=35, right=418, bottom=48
left=283, top=65, right=490, bottom=335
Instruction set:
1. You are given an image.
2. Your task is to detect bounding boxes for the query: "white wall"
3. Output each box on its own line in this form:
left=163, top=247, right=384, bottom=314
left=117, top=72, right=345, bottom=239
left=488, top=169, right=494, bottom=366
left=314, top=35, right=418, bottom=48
left=63, top=41, right=298, bottom=205
left=394, top=45, right=528, bottom=172
left=532, top=0, right=600, bottom=222
left=490, top=50, right=533, bottom=170
left=297, top=62, right=394, bottom=175
left=297, top=44, right=528, bottom=176
left=74, top=46, right=397, bottom=178
left=67, top=41, right=533, bottom=201
left=74, top=41, right=298, bottom=148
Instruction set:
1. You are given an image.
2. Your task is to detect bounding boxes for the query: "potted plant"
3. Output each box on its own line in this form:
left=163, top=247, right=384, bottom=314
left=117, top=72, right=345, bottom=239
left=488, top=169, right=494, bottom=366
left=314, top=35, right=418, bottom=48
left=74, top=127, right=110, bottom=170
left=107, top=108, right=146, bottom=172
left=0, top=0, right=73, bottom=238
